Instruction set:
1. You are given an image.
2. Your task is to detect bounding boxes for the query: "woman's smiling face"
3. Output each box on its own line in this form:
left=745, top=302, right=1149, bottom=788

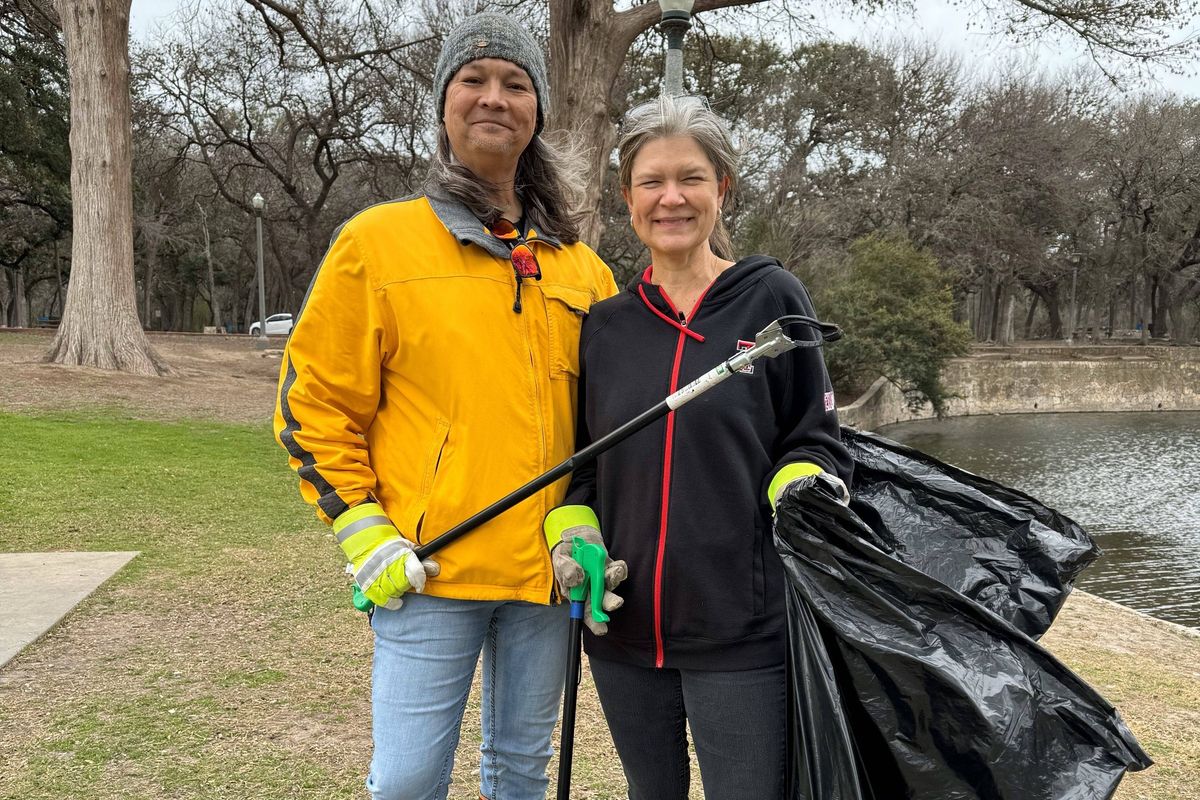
left=623, top=135, right=729, bottom=262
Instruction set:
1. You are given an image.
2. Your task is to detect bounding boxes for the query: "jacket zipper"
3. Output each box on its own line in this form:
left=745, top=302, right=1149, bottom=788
left=648, top=274, right=719, bottom=667
left=520, top=279, right=552, bottom=603
left=654, top=323, right=689, bottom=667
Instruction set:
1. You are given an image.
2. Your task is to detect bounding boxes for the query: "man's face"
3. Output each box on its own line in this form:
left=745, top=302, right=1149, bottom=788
left=443, top=58, right=538, bottom=170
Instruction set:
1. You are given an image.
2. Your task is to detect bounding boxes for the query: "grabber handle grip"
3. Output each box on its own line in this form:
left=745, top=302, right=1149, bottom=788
left=568, top=538, right=610, bottom=624
left=352, top=584, right=374, bottom=613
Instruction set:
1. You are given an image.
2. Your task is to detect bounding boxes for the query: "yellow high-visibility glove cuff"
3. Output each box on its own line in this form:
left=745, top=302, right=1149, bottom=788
left=768, top=462, right=824, bottom=511
left=334, top=502, right=399, bottom=563
left=544, top=505, right=600, bottom=550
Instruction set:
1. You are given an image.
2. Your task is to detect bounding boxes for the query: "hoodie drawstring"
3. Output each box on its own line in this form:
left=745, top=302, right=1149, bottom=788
left=637, top=284, right=706, bottom=342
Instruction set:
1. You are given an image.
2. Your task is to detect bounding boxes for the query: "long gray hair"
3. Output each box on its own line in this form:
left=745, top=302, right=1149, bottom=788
left=617, top=96, right=740, bottom=260
left=424, top=128, right=588, bottom=244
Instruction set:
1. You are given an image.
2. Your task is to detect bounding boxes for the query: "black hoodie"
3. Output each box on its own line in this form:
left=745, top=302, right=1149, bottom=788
left=563, top=255, right=853, bottom=671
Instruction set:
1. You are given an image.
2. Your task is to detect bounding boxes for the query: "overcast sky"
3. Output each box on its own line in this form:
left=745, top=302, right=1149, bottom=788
left=128, top=0, right=1200, bottom=99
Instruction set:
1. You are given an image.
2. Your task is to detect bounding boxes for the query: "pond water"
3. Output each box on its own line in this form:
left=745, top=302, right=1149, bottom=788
left=884, top=412, right=1200, bottom=630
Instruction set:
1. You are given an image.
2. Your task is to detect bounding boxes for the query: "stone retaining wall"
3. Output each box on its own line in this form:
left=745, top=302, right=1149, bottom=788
left=838, top=348, right=1200, bottom=431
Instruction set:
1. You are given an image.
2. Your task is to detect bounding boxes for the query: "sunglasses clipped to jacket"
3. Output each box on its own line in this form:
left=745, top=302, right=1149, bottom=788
left=486, top=217, right=541, bottom=313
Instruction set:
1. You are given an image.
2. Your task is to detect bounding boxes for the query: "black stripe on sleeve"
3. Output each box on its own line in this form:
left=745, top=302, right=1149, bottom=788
left=278, top=354, right=351, bottom=521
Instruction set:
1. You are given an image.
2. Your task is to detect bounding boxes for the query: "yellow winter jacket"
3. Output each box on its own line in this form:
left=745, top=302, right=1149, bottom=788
left=275, top=192, right=617, bottom=603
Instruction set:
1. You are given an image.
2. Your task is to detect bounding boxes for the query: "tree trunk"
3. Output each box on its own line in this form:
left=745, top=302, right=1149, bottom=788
left=548, top=2, right=627, bottom=247
left=142, top=234, right=157, bottom=328
left=13, top=266, right=29, bottom=328
left=54, top=238, right=65, bottom=316
left=987, top=279, right=1003, bottom=342
left=974, top=274, right=994, bottom=341
left=197, top=201, right=221, bottom=329
left=1128, top=279, right=1136, bottom=331
left=996, top=281, right=1014, bottom=345
left=0, top=272, right=9, bottom=325
left=47, top=0, right=169, bottom=374
left=1140, top=272, right=1151, bottom=344
left=1023, top=292, right=1038, bottom=339
left=1148, top=274, right=1161, bottom=338
left=1027, top=284, right=1062, bottom=339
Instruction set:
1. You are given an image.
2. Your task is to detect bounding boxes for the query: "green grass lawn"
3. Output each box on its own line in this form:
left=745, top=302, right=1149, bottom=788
left=0, top=411, right=372, bottom=799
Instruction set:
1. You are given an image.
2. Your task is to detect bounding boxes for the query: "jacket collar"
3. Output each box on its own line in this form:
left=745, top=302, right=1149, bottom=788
left=425, top=188, right=563, bottom=259
left=627, top=255, right=784, bottom=339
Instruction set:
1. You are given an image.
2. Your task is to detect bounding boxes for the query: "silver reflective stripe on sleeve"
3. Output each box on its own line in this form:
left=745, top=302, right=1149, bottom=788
left=355, top=539, right=410, bottom=588
left=336, top=515, right=393, bottom=543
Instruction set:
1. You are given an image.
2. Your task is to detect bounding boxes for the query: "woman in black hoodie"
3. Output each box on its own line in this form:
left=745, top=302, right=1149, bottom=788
left=543, top=96, right=854, bottom=799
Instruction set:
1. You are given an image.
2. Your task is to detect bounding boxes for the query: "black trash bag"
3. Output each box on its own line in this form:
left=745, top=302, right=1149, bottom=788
left=777, top=430, right=1152, bottom=800
left=843, top=428, right=1100, bottom=638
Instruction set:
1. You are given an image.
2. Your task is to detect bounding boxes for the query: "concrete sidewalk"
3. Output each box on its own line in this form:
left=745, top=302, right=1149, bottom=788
left=0, top=551, right=139, bottom=668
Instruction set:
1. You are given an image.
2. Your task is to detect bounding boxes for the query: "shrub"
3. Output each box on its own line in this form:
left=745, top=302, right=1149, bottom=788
left=820, top=233, right=971, bottom=415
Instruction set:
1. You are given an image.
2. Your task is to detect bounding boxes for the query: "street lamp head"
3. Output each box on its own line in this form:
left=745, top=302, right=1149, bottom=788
left=659, top=0, right=695, bottom=13
left=252, top=193, right=265, bottom=211
left=659, top=0, right=694, bottom=22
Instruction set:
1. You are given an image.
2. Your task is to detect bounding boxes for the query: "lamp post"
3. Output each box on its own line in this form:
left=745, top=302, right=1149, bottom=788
left=1066, top=252, right=1080, bottom=345
left=252, top=193, right=267, bottom=346
left=658, top=0, right=694, bottom=97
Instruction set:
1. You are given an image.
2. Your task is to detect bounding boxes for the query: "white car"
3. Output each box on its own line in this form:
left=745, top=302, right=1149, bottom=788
left=249, top=313, right=294, bottom=336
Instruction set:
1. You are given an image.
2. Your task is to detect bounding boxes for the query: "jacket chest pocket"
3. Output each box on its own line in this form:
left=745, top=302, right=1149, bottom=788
left=542, top=284, right=592, bottom=380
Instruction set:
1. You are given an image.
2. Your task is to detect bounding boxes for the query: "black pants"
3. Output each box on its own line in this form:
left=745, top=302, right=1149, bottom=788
left=589, top=656, right=787, bottom=800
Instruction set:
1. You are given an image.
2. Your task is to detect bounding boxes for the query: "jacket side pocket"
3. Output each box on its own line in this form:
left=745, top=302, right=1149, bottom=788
left=409, top=416, right=451, bottom=544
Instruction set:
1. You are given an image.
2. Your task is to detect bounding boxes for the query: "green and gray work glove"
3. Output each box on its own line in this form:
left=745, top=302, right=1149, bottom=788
left=334, top=502, right=440, bottom=610
left=544, top=505, right=628, bottom=636
left=769, top=462, right=850, bottom=512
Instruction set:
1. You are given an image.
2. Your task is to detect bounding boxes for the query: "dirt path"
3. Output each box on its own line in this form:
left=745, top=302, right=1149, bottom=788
left=0, top=329, right=280, bottom=424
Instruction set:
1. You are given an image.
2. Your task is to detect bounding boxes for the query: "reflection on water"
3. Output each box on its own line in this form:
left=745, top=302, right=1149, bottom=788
left=884, top=412, right=1200, bottom=630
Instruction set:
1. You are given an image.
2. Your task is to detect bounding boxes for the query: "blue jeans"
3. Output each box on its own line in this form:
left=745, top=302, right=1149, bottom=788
left=366, top=594, right=570, bottom=800
left=589, top=656, right=787, bottom=800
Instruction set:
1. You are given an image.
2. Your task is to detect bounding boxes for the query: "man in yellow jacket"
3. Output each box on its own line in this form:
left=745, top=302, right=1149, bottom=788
left=274, top=13, right=620, bottom=800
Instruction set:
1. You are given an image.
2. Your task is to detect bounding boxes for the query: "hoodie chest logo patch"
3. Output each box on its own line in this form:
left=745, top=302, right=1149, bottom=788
left=736, top=340, right=755, bottom=374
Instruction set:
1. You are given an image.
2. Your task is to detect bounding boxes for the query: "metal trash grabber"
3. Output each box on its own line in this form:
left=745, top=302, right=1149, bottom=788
left=411, top=314, right=841, bottom=562
left=351, top=315, right=841, bottom=614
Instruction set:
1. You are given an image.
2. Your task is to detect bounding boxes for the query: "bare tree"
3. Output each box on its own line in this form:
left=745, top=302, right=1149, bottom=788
left=141, top=0, right=434, bottom=314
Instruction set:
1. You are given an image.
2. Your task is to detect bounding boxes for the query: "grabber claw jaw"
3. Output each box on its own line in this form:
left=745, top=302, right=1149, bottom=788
left=753, top=320, right=799, bottom=358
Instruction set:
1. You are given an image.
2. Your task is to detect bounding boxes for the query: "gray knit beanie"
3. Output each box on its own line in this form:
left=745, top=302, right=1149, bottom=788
left=433, top=12, right=549, bottom=133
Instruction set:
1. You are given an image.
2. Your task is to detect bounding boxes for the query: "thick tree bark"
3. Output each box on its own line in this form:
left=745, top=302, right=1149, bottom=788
left=47, top=0, right=169, bottom=374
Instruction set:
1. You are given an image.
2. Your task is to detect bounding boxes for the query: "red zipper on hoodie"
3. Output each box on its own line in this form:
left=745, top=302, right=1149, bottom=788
left=639, top=268, right=711, bottom=668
